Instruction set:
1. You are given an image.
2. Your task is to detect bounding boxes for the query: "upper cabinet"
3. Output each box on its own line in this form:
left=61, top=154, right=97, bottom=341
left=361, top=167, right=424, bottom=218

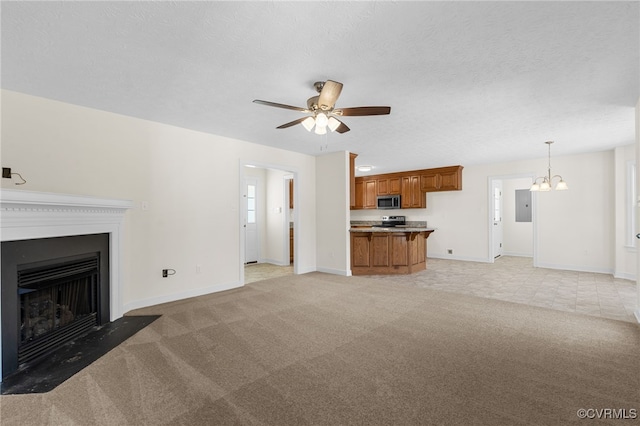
left=351, top=164, right=463, bottom=210
left=401, top=175, right=425, bottom=209
left=363, top=179, right=377, bottom=209
left=376, top=177, right=401, bottom=195
left=420, top=166, right=463, bottom=192
left=349, top=153, right=358, bottom=208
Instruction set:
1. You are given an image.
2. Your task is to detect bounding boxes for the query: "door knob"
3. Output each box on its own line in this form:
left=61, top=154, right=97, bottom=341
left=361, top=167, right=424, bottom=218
left=636, top=233, right=640, bottom=239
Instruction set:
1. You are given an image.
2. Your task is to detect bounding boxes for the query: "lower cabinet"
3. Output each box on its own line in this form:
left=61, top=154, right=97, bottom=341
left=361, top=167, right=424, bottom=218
left=351, top=230, right=433, bottom=275
left=289, top=227, right=294, bottom=264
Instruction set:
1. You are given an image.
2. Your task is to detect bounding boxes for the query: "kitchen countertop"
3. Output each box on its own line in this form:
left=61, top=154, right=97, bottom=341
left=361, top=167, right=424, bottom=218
left=350, top=226, right=434, bottom=233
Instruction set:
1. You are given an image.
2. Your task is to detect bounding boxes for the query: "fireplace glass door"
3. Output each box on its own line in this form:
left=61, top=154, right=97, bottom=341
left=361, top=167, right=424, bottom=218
left=18, top=255, right=100, bottom=365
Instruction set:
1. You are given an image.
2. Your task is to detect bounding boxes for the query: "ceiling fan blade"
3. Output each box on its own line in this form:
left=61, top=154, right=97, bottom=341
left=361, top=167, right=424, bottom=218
left=317, top=80, right=343, bottom=110
left=335, top=106, right=391, bottom=116
left=335, top=121, right=350, bottom=134
left=253, top=99, right=309, bottom=112
left=276, top=117, right=309, bottom=129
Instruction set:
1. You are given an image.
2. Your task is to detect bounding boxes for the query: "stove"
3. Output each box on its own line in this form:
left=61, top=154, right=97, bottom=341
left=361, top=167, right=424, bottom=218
left=373, top=215, right=406, bottom=227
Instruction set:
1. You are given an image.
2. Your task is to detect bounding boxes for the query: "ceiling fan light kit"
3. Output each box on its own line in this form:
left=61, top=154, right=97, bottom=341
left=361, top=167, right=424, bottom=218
left=253, top=80, right=391, bottom=135
left=301, top=116, right=315, bottom=131
left=530, top=141, right=568, bottom=192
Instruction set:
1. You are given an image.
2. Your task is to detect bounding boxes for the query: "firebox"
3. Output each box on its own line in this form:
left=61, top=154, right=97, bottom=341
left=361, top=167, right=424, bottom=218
left=18, top=254, right=100, bottom=366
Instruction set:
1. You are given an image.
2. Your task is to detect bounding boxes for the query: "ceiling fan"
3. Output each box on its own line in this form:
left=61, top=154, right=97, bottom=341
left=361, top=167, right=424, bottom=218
left=253, top=80, right=391, bottom=135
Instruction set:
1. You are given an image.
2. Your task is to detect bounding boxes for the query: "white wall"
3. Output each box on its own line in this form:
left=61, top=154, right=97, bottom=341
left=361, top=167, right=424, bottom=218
left=502, top=178, right=533, bottom=257
left=264, top=168, right=288, bottom=265
left=613, top=144, right=636, bottom=280
left=635, top=98, right=640, bottom=319
left=1, top=90, right=318, bottom=312
left=316, top=151, right=350, bottom=275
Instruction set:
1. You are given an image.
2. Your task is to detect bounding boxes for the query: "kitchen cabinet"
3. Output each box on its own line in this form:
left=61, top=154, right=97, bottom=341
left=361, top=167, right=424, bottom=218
left=349, top=153, right=357, bottom=208
left=350, top=229, right=433, bottom=275
left=401, top=175, right=425, bottom=208
left=377, top=177, right=401, bottom=195
left=289, top=179, right=294, bottom=209
left=420, top=166, right=463, bottom=192
left=354, top=180, right=364, bottom=209
left=289, top=227, right=294, bottom=264
left=353, top=177, right=377, bottom=209
left=351, top=165, right=462, bottom=210
left=363, top=179, right=377, bottom=209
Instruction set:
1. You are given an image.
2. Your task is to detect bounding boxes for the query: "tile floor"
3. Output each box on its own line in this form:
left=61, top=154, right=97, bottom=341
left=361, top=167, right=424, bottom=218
left=246, top=257, right=638, bottom=323
left=244, top=262, right=293, bottom=284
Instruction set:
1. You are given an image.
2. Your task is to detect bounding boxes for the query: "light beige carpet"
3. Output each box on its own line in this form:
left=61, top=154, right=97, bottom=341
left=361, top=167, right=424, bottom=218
left=1, top=272, right=638, bottom=425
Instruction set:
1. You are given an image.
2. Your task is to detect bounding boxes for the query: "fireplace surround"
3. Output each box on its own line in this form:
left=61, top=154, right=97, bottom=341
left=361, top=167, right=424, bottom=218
left=0, top=189, right=132, bottom=381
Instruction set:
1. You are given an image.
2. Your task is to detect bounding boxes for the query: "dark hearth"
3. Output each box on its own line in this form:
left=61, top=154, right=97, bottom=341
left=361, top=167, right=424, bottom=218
left=1, top=315, right=160, bottom=395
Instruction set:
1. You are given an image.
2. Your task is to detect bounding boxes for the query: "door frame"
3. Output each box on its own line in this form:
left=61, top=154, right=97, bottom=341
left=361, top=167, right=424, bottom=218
left=239, top=160, right=299, bottom=285
left=487, top=173, right=537, bottom=265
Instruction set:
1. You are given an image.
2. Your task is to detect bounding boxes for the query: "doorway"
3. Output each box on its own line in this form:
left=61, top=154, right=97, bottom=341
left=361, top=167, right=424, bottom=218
left=488, top=174, right=536, bottom=264
left=240, top=164, right=298, bottom=284
left=492, top=180, right=503, bottom=259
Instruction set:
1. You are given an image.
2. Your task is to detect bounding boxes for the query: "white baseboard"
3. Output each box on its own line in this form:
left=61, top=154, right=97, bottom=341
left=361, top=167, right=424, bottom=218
left=427, top=254, right=490, bottom=263
left=259, top=258, right=289, bottom=266
left=315, top=267, right=350, bottom=276
left=613, top=271, right=636, bottom=282
left=535, top=261, right=613, bottom=275
left=502, top=252, right=533, bottom=258
left=123, top=280, right=242, bottom=314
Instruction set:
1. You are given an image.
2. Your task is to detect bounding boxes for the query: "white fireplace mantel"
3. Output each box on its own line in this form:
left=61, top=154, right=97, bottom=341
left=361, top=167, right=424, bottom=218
left=0, top=189, right=133, bottom=381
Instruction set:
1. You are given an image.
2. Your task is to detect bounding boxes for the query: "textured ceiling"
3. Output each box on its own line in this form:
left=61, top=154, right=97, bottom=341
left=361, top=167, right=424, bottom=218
left=2, top=1, right=639, bottom=175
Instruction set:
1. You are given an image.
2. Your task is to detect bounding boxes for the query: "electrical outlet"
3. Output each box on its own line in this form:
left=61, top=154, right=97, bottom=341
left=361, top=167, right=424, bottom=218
left=162, top=269, right=168, bottom=277
left=2, top=168, right=11, bottom=179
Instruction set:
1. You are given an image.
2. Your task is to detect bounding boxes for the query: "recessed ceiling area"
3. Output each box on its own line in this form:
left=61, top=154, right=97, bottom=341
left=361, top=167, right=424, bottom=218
left=2, top=1, right=638, bottom=175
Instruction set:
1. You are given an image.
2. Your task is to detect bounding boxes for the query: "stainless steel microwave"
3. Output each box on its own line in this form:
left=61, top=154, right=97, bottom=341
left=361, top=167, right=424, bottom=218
left=377, top=195, right=401, bottom=209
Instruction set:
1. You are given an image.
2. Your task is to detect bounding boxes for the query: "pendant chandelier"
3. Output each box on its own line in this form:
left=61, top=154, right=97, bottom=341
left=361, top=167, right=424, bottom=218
left=530, top=141, right=568, bottom=192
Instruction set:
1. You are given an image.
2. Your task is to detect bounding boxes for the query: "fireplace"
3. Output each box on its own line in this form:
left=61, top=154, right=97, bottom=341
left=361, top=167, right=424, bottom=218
left=0, top=189, right=132, bottom=381
left=2, top=234, right=110, bottom=377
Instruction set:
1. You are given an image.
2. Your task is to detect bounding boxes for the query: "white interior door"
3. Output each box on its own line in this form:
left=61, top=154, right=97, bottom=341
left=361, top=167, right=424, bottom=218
left=492, top=180, right=503, bottom=258
left=245, top=178, right=258, bottom=263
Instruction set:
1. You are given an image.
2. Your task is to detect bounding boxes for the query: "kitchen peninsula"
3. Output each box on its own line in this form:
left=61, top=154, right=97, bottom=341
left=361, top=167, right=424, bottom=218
left=350, top=217, right=434, bottom=275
